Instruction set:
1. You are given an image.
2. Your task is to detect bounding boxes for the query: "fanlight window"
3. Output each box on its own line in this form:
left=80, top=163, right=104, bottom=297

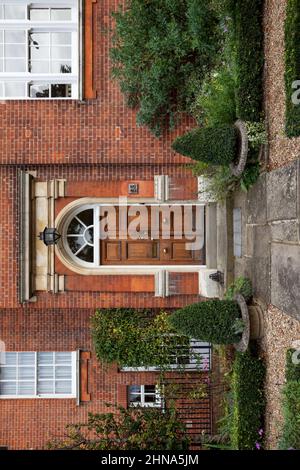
left=66, top=209, right=94, bottom=263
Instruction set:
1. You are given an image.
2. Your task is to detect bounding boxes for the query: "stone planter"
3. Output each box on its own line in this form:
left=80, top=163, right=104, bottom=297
left=233, top=294, right=265, bottom=352
left=230, top=119, right=249, bottom=178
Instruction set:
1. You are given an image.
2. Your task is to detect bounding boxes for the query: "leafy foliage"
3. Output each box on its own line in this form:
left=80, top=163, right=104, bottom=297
left=48, top=405, right=190, bottom=450
left=168, top=300, right=242, bottom=345
left=110, top=0, right=220, bottom=135
left=231, top=0, right=264, bottom=121
left=225, top=277, right=253, bottom=303
left=91, top=309, right=191, bottom=369
left=230, top=352, right=265, bottom=450
left=190, top=65, right=236, bottom=126
left=284, top=0, right=300, bottom=137
left=172, top=125, right=237, bottom=165
left=278, top=381, right=300, bottom=449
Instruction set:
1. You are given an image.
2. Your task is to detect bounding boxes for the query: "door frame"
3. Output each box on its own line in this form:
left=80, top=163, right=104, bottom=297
left=55, top=197, right=207, bottom=276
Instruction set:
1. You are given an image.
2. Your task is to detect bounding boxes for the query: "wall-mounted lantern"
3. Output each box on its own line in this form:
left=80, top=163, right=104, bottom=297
left=39, top=227, right=61, bottom=246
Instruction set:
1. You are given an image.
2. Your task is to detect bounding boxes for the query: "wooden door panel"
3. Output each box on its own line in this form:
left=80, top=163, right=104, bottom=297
left=105, top=241, right=122, bottom=261
left=126, top=241, right=159, bottom=261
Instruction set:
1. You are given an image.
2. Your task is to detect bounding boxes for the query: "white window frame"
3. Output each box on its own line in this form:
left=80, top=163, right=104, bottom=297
left=128, top=385, right=162, bottom=408
left=0, top=0, right=80, bottom=100
left=0, top=351, right=77, bottom=399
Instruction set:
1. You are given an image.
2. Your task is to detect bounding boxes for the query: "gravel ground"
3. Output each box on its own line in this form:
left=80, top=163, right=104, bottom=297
left=260, top=306, right=300, bottom=449
left=264, top=0, right=300, bottom=169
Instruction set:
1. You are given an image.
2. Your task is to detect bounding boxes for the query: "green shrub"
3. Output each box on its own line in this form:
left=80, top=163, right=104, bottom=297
left=168, top=300, right=242, bottom=345
left=278, top=380, right=300, bottom=449
left=91, top=309, right=190, bottom=369
left=232, top=0, right=264, bottom=121
left=110, top=0, right=220, bottom=136
left=231, top=351, right=265, bottom=450
left=225, top=277, right=253, bottom=302
left=172, top=125, right=237, bottom=165
left=286, top=349, right=300, bottom=381
left=191, top=66, right=237, bottom=126
left=285, top=0, right=300, bottom=137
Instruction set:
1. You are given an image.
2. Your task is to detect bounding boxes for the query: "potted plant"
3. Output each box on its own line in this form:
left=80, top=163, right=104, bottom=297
left=168, top=296, right=264, bottom=353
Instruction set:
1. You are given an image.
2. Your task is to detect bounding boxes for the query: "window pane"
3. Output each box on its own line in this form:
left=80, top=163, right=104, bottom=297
left=37, top=380, right=53, bottom=394
left=51, top=62, right=72, bottom=74
left=30, top=33, right=50, bottom=47
left=18, top=353, right=35, bottom=366
left=145, top=394, right=156, bottom=403
left=5, top=44, right=25, bottom=58
left=5, top=82, right=26, bottom=98
left=0, top=30, right=3, bottom=43
left=38, top=352, right=53, bottom=365
left=30, top=61, right=50, bottom=73
left=51, top=32, right=72, bottom=45
left=144, top=385, right=156, bottom=394
left=55, top=381, right=72, bottom=394
left=51, top=9, right=72, bottom=21
left=0, top=82, right=3, bottom=96
left=4, top=5, right=25, bottom=20
left=77, top=210, right=94, bottom=227
left=0, top=367, right=16, bottom=380
left=5, top=58, right=26, bottom=73
left=4, top=353, right=17, bottom=366
left=30, top=9, right=49, bottom=21
left=55, top=353, right=72, bottom=364
left=51, top=47, right=72, bottom=60
left=29, top=83, right=49, bottom=98
left=38, top=366, right=54, bottom=380
left=68, top=218, right=85, bottom=235
left=77, top=245, right=94, bottom=262
left=0, top=382, right=16, bottom=395
left=30, top=46, right=49, bottom=60
left=18, top=381, right=35, bottom=395
left=55, top=366, right=71, bottom=379
left=5, top=31, right=25, bottom=44
left=129, top=385, right=141, bottom=394
left=19, top=367, right=35, bottom=380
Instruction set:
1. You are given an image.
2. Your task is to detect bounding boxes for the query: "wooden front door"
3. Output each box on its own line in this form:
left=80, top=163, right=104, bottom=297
left=100, top=205, right=205, bottom=265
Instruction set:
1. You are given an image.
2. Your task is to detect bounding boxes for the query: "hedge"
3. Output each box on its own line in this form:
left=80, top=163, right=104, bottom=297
left=232, top=0, right=264, bottom=121
left=277, top=349, right=300, bottom=449
left=168, top=300, right=241, bottom=345
left=285, top=0, right=300, bottom=137
left=172, top=125, right=237, bottom=166
left=278, top=380, right=300, bottom=449
left=230, top=351, right=265, bottom=450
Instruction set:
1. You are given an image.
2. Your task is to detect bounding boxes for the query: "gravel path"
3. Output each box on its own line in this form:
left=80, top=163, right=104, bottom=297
left=264, top=0, right=300, bottom=169
left=260, top=306, right=300, bottom=449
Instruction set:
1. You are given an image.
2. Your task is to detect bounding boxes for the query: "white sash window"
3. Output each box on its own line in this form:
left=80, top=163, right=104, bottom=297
left=0, top=351, right=77, bottom=398
left=0, top=1, right=79, bottom=99
left=128, top=385, right=162, bottom=408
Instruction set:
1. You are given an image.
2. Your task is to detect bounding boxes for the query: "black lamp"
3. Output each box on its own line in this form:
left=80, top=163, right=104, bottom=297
left=39, top=227, right=61, bottom=246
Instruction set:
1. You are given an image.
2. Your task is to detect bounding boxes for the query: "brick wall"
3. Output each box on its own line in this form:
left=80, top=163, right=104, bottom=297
left=0, top=0, right=210, bottom=450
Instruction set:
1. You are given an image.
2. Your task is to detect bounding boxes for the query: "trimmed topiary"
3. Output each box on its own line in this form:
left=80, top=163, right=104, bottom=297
left=172, top=125, right=237, bottom=166
left=168, top=300, right=242, bottom=345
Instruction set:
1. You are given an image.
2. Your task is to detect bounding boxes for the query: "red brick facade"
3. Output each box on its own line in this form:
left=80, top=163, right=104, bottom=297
left=0, top=0, right=211, bottom=449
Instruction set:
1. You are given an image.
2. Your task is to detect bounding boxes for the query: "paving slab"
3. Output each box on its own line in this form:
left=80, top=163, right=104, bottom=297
left=247, top=174, right=267, bottom=224
left=271, top=243, right=300, bottom=320
left=267, top=161, right=298, bottom=222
